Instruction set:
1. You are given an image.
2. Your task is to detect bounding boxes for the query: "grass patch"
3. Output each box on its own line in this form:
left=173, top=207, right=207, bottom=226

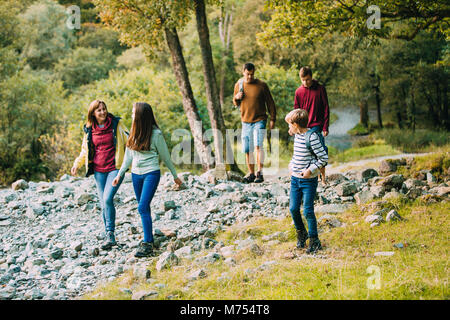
left=374, top=128, right=449, bottom=153
left=329, top=139, right=402, bottom=164
left=82, top=199, right=449, bottom=300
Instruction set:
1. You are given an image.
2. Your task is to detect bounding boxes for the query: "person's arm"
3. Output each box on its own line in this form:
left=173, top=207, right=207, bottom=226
left=71, top=134, right=87, bottom=174
left=321, top=85, right=330, bottom=133
left=293, top=88, right=301, bottom=110
left=232, top=81, right=240, bottom=106
left=264, top=82, right=276, bottom=126
left=155, top=131, right=178, bottom=180
left=306, top=132, right=328, bottom=176
left=117, top=147, right=132, bottom=178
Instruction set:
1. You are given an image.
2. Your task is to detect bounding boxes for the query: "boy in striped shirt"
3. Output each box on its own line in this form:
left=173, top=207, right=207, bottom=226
left=285, top=109, right=328, bottom=254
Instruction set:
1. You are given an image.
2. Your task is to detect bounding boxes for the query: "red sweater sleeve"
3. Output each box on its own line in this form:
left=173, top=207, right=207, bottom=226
left=293, top=88, right=301, bottom=109
left=321, top=85, right=330, bottom=132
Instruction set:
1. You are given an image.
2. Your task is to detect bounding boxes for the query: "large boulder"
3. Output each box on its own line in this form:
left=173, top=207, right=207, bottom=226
left=11, top=179, right=28, bottom=191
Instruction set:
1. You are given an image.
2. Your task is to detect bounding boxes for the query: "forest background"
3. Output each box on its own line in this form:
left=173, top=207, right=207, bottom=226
left=0, top=0, right=448, bottom=185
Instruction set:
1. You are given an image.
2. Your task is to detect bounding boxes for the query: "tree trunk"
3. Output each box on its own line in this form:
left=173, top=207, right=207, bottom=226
left=219, top=10, right=233, bottom=109
left=164, top=26, right=214, bottom=171
left=359, top=99, right=369, bottom=128
left=194, top=0, right=242, bottom=175
left=373, top=75, right=383, bottom=128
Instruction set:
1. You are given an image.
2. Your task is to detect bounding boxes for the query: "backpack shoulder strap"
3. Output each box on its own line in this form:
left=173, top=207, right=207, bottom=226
left=238, top=78, right=244, bottom=93
left=305, top=129, right=317, bottom=159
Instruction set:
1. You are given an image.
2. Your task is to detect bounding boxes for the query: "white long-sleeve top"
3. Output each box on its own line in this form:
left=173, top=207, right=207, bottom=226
left=289, top=131, right=328, bottom=178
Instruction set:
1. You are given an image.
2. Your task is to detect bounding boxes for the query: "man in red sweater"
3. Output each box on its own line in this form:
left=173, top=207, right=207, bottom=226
left=293, top=66, right=330, bottom=182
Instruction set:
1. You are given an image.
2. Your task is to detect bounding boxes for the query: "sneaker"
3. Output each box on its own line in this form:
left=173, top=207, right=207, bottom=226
left=306, top=237, right=322, bottom=254
left=135, top=241, right=155, bottom=258
left=254, top=171, right=264, bottom=183
left=243, top=172, right=256, bottom=183
left=101, top=231, right=116, bottom=250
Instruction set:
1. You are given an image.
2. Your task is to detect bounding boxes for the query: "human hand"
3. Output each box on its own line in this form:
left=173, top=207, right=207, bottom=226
left=301, top=169, right=311, bottom=178
left=112, top=176, right=120, bottom=187
left=269, top=120, right=275, bottom=130
left=71, top=166, right=77, bottom=176
left=323, top=131, right=328, bottom=137
left=235, top=92, right=244, bottom=101
left=174, top=178, right=182, bottom=186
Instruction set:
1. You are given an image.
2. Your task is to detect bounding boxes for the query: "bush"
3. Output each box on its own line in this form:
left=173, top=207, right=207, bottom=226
left=0, top=71, right=66, bottom=184
left=374, top=128, right=450, bottom=153
left=54, top=47, right=117, bottom=89
left=117, top=46, right=147, bottom=70
left=78, top=26, right=127, bottom=56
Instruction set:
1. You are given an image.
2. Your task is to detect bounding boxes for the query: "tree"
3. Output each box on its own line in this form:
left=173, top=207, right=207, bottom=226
left=259, top=0, right=450, bottom=46
left=54, top=47, right=117, bottom=89
left=19, top=0, right=76, bottom=69
left=94, top=0, right=215, bottom=170
left=193, top=0, right=243, bottom=174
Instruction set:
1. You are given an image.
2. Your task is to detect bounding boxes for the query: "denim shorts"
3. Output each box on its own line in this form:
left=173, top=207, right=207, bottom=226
left=241, top=119, right=267, bottom=153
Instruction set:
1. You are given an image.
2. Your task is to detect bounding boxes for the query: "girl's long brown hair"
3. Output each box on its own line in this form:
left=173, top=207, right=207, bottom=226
left=86, top=100, right=109, bottom=128
left=126, top=102, right=159, bottom=151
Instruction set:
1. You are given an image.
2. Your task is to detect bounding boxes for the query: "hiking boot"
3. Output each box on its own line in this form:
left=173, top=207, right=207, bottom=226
left=243, top=172, right=256, bottom=183
left=101, top=231, right=117, bottom=250
left=296, top=226, right=308, bottom=249
left=135, top=241, right=155, bottom=258
left=306, top=237, right=322, bottom=254
left=254, top=171, right=264, bottom=183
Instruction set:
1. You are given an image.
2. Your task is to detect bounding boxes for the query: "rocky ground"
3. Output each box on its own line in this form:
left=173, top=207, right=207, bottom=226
left=0, top=157, right=449, bottom=300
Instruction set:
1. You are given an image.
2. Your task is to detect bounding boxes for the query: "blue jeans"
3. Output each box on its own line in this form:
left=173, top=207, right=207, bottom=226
left=94, top=170, right=124, bottom=233
left=131, top=170, right=161, bottom=243
left=241, top=119, right=267, bottom=153
left=289, top=176, right=319, bottom=238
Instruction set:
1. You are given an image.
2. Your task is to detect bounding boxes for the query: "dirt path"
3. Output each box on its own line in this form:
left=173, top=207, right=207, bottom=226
left=265, top=152, right=431, bottom=182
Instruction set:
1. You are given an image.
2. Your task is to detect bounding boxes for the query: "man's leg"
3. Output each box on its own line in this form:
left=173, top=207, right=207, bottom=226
left=254, top=120, right=267, bottom=183
left=242, top=122, right=256, bottom=183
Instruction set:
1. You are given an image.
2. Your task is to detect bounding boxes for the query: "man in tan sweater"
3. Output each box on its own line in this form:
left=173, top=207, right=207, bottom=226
left=233, top=63, right=276, bottom=183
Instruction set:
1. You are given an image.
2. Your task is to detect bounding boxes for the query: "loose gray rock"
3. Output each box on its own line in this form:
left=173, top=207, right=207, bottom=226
left=12, top=179, right=28, bottom=191
left=386, top=210, right=403, bottom=222
left=156, top=252, right=179, bottom=271
left=187, top=269, right=207, bottom=281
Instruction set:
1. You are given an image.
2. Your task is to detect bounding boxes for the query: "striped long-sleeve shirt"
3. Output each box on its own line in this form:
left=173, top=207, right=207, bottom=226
left=289, top=131, right=328, bottom=178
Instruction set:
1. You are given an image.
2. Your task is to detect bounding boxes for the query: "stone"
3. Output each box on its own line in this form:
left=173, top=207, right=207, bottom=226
left=354, top=190, right=374, bottom=205
left=374, top=251, right=395, bottom=257
left=379, top=174, right=405, bottom=191
left=335, top=182, right=358, bottom=197
left=357, top=168, right=379, bottom=182
left=365, top=215, right=383, bottom=224
left=174, top=246, right=192, bottom=258
left=0, top=286, right=16, bottom=300
left=315, top=204, right=352, bottom=214
left=317, top=214, right=343, bottom=228
left=11, top=179, right=28, bottom=191
left=133, top=266, right=151, bottom=280
left=163, top=200, right=176, bottom=211
left=379, top=160, right=397, bottom=175
left=187, top=269, right=207, bottom=281
left=71, top=241, right=83, bottom=252
left=369, top=185, right=385, bottom=198
left=156, top=252, right=179, bottom=271
left=75, top=193, right=96, bottom=206
left=326, top=173, right=348, bottom=184
left=194, top=252, right=223, bottom=265
left=132, top=290, right=158, bottom=300
left=50, top=248, right=64, bottom=260
left=386, top=210, right=403, bottom=222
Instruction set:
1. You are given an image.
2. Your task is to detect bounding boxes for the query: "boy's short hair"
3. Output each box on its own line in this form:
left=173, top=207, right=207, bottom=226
left=299, top=66, right=312, bottom=78
left=286, top=109, right=309, bottom=128
left=243, top=62, right=255, bottom=71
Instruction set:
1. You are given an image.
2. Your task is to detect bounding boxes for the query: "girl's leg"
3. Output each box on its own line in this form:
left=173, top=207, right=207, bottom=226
left=102, top=170, right=124, bottom=233
left=94, top=171, right=108, bottom=232
left=137, top=171, right=161, bottom=243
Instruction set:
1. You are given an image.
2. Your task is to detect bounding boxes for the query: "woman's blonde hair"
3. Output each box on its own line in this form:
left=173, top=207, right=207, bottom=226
left=86, top=100, right=108, bottom=128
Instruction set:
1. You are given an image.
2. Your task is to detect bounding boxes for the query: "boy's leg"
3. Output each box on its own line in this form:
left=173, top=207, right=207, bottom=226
left=289, top=177, right=308, bottom=248
left=301, top=177, right=319, bottom=238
